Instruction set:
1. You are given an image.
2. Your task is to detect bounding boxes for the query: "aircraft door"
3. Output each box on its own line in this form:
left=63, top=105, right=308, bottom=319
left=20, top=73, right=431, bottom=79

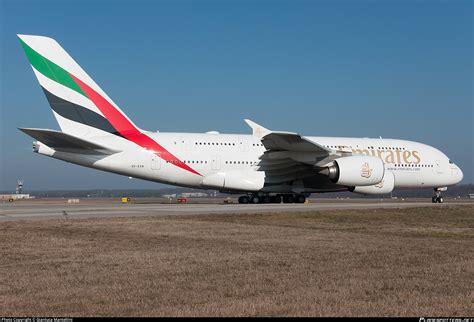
left=211, top=155, right=221, bottom=170
left=435, top=160, right=443, bottom=174
left=239, top=139, right=249, bottom=152
left=151, top=155, right=161, bottom=170
left=180, top=136, right=191, bottom=152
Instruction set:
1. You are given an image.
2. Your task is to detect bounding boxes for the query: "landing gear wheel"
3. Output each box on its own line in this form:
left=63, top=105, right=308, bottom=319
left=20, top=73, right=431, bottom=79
left=238, top=196, right=249, bottom=204
left=272, top=195, right=282, bottom=204
left=262, top=196, right=271, bottom=204
left=250, top=196, right=260, bottom=204
left=283, top=195, right=295, bottom=203
left=295, top=195, right=306, bottom=203
left=433, top=188, right=445, bottom=204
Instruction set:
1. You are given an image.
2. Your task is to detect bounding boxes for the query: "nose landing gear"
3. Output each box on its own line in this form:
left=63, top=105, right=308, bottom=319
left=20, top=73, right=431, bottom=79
left=432, top=188, right=445, bottom=203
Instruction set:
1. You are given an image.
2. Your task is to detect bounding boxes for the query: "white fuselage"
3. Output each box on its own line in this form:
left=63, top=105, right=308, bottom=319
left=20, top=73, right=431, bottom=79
left=37, top=131, right=464, bottom=194
left=18, top=34, right=464, bottom=197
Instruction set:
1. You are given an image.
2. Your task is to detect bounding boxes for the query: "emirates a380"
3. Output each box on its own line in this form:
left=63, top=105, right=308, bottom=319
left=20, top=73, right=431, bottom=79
left=18, top=34, right=463, bottom=204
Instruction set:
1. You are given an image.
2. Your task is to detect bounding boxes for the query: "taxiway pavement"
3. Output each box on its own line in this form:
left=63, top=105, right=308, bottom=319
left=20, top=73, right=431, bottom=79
left=1, top=198, right=471, bottom=221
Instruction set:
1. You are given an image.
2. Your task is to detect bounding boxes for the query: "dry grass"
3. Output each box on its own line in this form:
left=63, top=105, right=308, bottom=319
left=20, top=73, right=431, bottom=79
left=0, top=205, right=473, bottom=316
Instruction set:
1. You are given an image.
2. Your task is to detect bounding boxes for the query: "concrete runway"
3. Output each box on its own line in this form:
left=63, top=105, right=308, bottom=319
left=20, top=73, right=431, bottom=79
left=1, top=198, right=472, bottom=221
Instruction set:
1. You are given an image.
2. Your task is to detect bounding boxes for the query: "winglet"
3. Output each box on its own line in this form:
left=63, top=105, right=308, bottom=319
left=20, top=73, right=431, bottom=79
left=244, top=119, right=271, bottom=138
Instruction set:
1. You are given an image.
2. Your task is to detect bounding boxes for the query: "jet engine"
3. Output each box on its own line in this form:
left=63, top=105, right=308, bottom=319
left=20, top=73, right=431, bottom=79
left=32, top=141, right=55, bottom=156
left=322, top=155, right=384, bottom=187
left=350, top=170, right=395, bottom=195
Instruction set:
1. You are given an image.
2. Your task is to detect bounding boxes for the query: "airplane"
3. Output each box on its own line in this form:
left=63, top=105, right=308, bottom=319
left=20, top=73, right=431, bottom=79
left=17, top=34, right=463, bottom=204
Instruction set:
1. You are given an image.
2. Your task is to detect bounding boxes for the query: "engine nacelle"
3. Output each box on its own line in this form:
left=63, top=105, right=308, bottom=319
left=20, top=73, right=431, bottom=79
left=324, top=155, right=385, bottom=187
left=350, top=170, right=395, bottom=195
left=33, top=141, right=55, bottom=156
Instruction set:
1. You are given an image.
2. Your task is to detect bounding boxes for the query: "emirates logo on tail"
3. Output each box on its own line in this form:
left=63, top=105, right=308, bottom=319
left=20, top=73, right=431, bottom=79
left=360, top=162, right=373, bottom=178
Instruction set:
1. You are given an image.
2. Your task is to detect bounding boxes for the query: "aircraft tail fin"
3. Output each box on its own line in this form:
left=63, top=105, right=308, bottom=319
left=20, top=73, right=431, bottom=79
left=18, top=34, right=139, bottom=139
left=18, top=35, right=203, bottom=176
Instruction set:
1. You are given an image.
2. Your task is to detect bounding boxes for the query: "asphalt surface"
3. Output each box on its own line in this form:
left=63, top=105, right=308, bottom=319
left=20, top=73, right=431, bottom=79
left=1, top=198, right=472, bottom=221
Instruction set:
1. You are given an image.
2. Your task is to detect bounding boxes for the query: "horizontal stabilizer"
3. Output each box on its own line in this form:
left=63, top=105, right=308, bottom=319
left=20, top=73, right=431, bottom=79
left=19, top=128, right=117, bottom=154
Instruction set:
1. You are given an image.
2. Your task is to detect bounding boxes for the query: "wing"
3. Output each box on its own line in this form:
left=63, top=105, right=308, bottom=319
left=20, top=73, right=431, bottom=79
left=19, top=128, right=118, bottom=155
left=259, top=132, right=333, bottom=184
left=245, top=120, right=346, bottom=191
left=262, top=131, right=330, bottom=154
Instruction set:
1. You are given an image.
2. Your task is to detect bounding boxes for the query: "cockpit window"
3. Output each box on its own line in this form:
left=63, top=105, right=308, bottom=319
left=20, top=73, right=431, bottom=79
left=449, top=160, right=453, bottom=164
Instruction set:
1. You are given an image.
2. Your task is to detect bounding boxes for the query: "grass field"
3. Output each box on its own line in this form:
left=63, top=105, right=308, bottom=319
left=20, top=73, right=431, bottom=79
left=1, top=205, right=473, bottom=316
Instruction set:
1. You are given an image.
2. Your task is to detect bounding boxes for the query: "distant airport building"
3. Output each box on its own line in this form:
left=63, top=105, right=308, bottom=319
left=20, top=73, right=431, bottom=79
left=0, top=194, right=32, bottom=200
left=180, top=192, right=209, bottom=198
left=1, top=180, right=34, bottom=200
left=163, top=192, right=210, bottom=198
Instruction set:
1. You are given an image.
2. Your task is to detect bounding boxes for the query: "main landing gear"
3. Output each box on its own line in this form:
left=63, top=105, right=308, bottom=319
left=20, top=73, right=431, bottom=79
left=238, top=194, right=307, bottom=204
left=432, top=188, right=444, bottom=203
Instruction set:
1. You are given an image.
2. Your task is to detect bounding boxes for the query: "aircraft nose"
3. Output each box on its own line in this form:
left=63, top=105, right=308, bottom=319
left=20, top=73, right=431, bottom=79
left=457, top=166, right=464, bottom=183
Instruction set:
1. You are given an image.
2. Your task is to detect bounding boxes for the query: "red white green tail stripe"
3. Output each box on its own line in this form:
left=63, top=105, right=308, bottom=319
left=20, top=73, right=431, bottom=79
left=18, top=34, right=201, bottom=176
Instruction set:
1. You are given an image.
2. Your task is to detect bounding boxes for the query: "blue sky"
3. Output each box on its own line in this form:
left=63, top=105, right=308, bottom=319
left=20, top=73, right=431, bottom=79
left=0, top=0, right=472, bottom=191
